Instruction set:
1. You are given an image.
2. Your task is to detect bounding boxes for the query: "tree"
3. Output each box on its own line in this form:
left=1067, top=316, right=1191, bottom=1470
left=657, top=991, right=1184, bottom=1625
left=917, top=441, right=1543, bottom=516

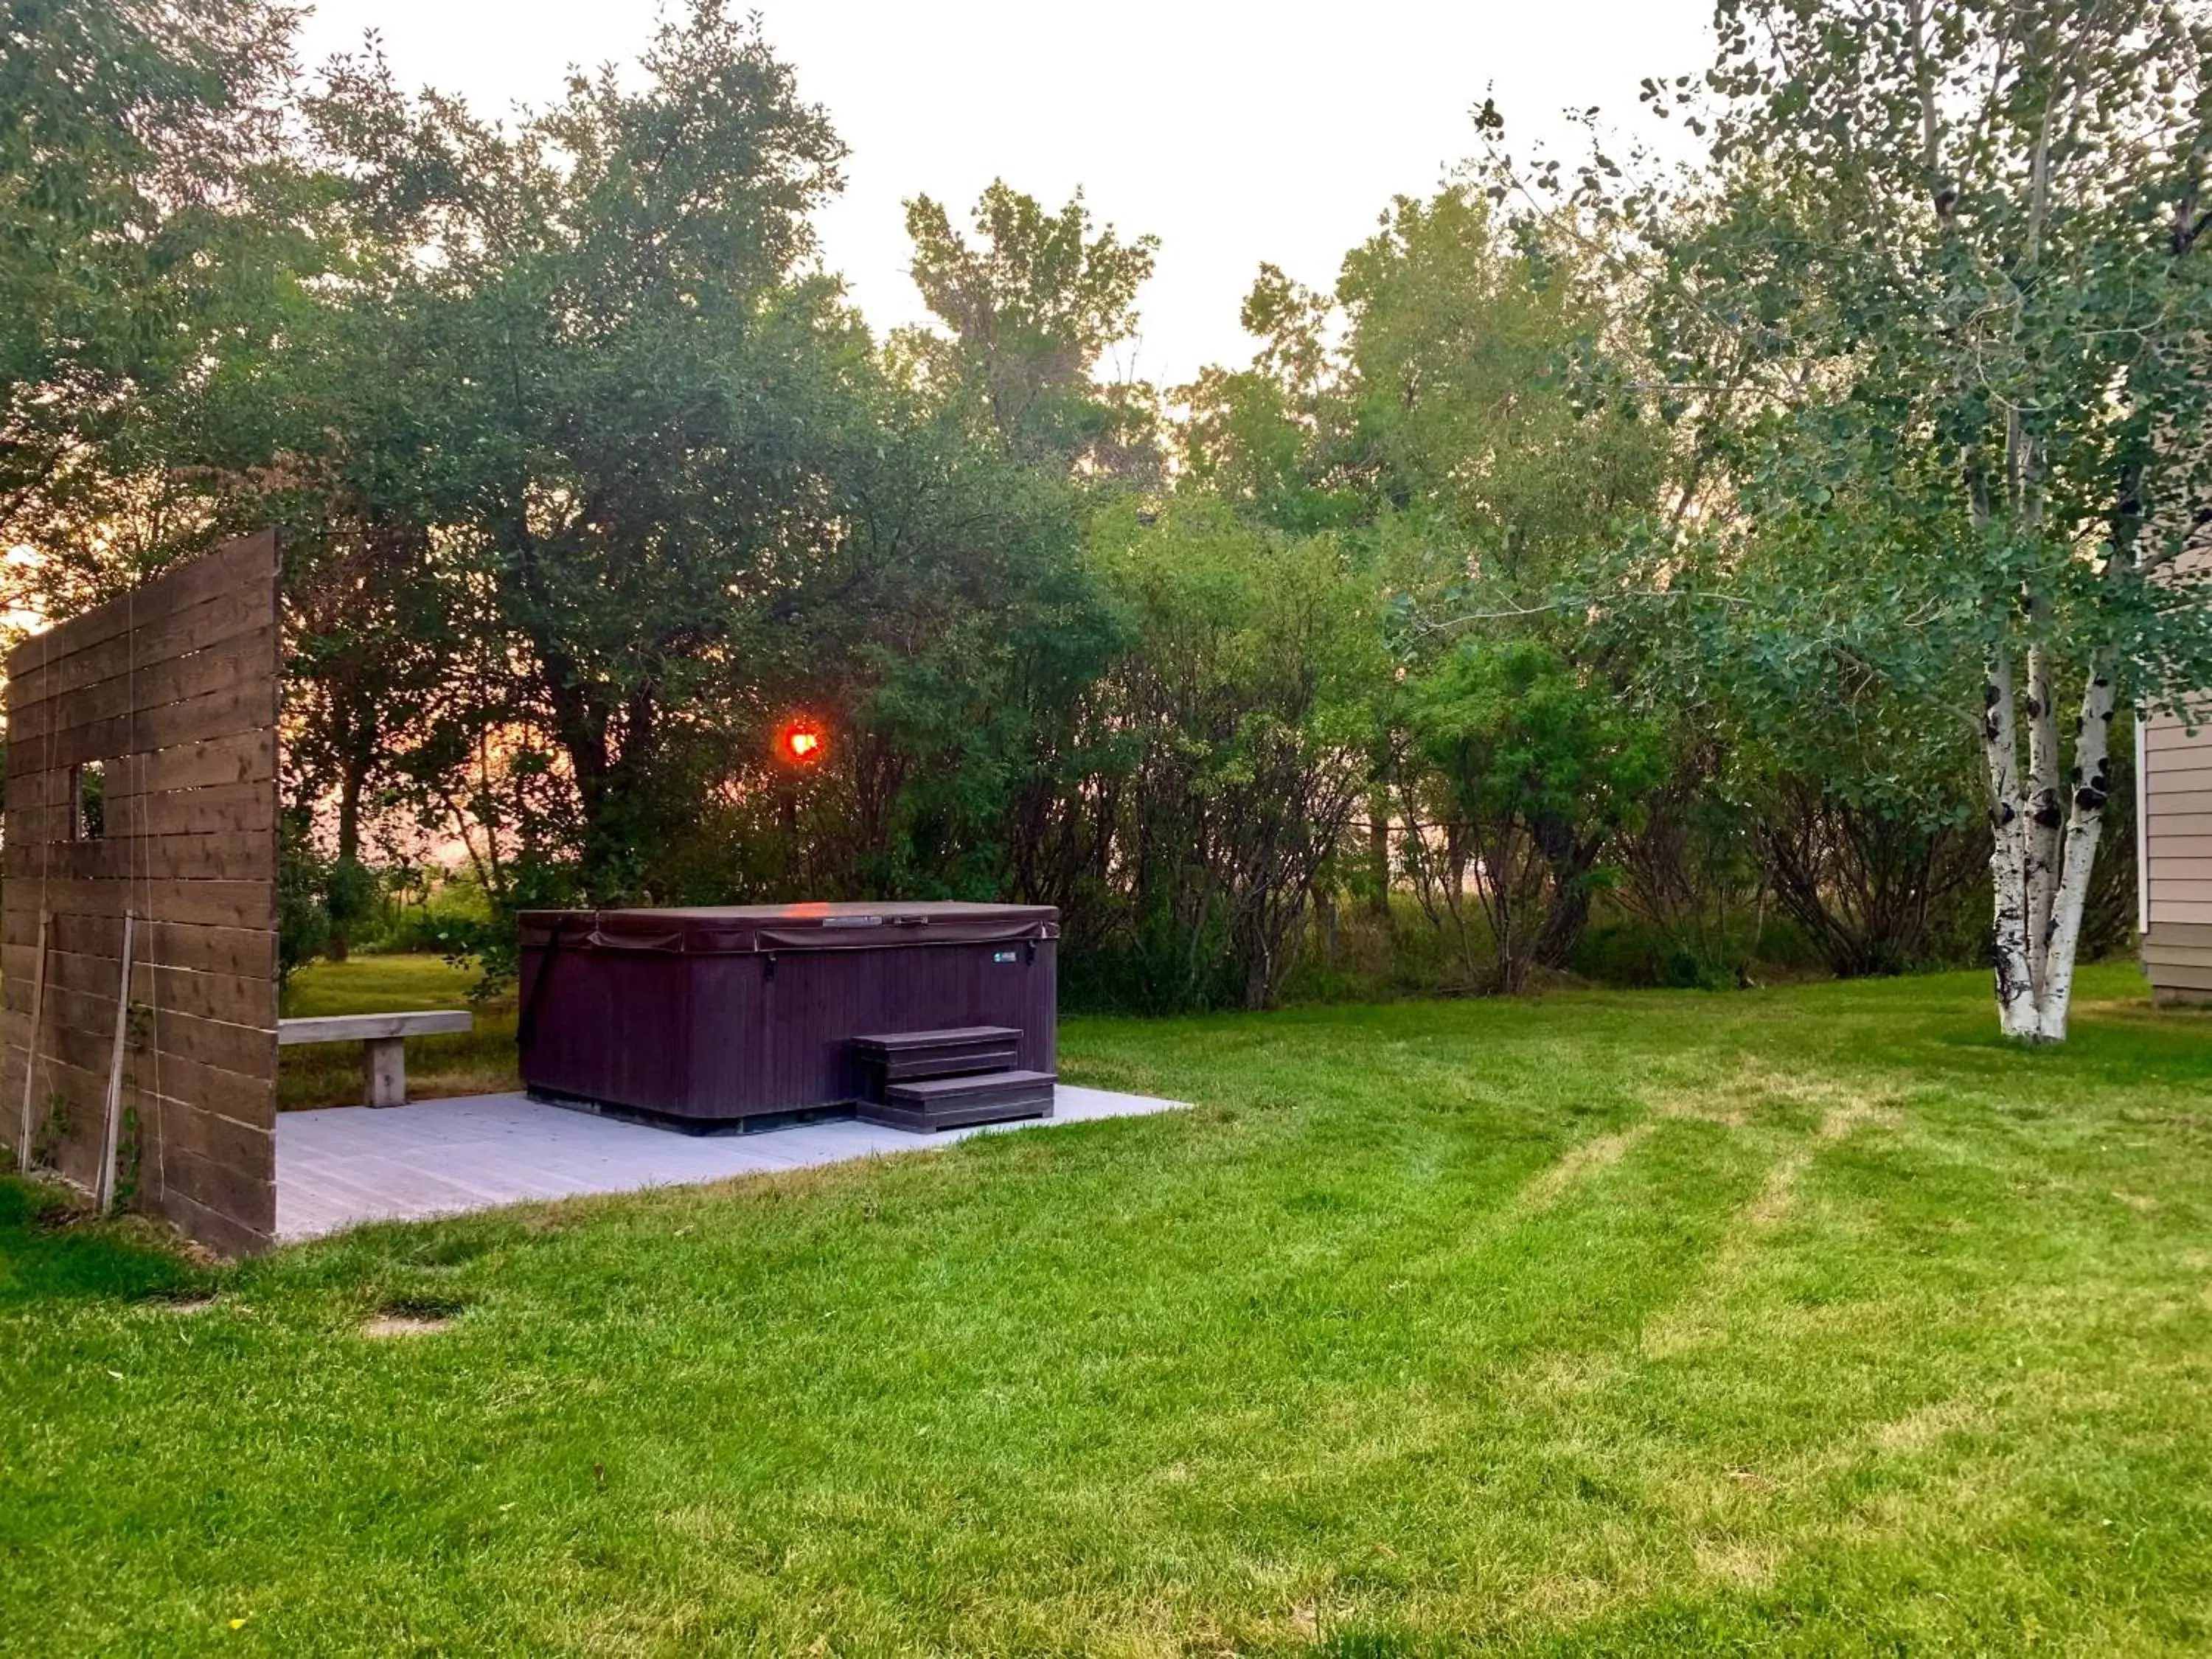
left=1086, top=498, right=1383, bottom=1009
left=0, top=0, right=296, bottom=561
left=902, top=181, right=1161, bottom=475
left=1408, top=639, right=1665, bottom=991
left=1630, top=0, right=2212, bottom=1040
left=296, top=3, right=862, bottom=899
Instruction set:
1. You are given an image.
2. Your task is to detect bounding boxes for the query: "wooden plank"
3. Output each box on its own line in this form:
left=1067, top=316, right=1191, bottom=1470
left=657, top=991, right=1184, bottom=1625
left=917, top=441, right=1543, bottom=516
left=152, top=1185, right=272, bottom=1259
left=41, top=682, right=276, bottom=770
left=123, top=1046, right=276, bottom=1131
left=7, top=831, right=277, bottom=884
left=12, top=585, right=277, bottom=712
left=145, top=1098, right=271, bottom=1175
left=0, top=914, right=277, bottom=980
left=277, top=1011, right=474, bottom=1046
left=110, top=781, right=277, bottom=841
left=131, top=729, right=277, bottom=795
left=15, top=1015, right=145, bottom=1082
left=4, top=877, right=274, bottom=931
left=158, top=1139, right=275, bottom=1221
left=2, top=946, right=275, bottom=1026
left=94, top=911, right=137, bottom=1214
left=7, top=981, right=274, bottom=1076
left=5, top=1037, right=276, bottom=1122
left=3, top=731, right=274, bottom=808
left=4, top=534, right=277, bottom=681
left=3, top=785, right=276, bottom=851
left=13, top=911, right=46, bottom=1168
left=7, top=625, right=279, bottom=742
left=7, top=534, right=271, bottom=672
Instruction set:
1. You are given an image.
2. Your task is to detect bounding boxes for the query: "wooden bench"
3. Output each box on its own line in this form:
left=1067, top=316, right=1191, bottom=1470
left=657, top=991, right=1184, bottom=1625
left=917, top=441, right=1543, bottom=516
left=277, top=1010, right=474, bottom=1107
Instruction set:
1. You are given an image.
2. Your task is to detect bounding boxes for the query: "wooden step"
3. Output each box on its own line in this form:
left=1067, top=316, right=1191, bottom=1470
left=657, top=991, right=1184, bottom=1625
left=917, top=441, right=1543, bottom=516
left=858, top=1068, right=1057, bottom=1133
left=849, top=1025, right=1022, bottom=1082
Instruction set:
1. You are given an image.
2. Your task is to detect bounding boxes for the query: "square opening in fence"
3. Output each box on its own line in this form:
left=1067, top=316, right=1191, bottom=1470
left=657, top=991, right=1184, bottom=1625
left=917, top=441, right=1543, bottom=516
left=72, top=759, right=106, bottom=841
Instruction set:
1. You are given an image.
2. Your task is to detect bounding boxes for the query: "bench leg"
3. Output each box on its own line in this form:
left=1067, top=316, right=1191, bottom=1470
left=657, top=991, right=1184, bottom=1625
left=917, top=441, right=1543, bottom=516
left=365, top=1037, right=407, bottom=1108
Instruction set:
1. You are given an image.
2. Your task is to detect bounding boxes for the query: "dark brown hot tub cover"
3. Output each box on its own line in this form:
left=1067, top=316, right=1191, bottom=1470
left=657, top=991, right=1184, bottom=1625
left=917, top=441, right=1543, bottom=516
left=517, top=901, right=1060, bottom=1126
left=517, top=900, right=1060, bottom=956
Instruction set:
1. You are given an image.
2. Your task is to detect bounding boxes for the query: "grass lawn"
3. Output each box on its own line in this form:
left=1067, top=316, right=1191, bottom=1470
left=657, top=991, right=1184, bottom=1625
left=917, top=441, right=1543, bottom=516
left=6, top=961, right=2212, bottom=1655
left=279, top=955, right=518, bottom=1110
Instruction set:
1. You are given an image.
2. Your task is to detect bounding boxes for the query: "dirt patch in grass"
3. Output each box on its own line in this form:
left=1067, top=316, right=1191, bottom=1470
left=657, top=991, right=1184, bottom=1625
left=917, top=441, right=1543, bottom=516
left=144, top=1291, right=218, bottom=1315
left=362, top=1294, right=466, bottom=1337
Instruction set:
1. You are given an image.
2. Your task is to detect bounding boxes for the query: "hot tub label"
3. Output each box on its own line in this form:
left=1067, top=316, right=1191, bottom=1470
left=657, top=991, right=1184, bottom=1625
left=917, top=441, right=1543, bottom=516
left=993, top=950, right=1018, bottom=962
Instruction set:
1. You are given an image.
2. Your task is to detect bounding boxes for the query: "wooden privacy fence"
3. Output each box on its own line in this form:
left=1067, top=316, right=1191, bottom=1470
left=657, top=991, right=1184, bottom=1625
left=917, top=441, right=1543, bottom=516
left=2, top=533, right=282, bottom=1256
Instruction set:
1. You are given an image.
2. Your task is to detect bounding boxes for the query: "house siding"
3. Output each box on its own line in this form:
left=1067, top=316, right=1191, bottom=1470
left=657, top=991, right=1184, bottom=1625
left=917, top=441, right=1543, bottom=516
left=2139, top=711, right=2212, bottom=1003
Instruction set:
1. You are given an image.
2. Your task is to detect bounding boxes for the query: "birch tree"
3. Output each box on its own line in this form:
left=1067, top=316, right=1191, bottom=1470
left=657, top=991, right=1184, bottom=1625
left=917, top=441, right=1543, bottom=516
left=1635, top=0, right=2212, bottom=1040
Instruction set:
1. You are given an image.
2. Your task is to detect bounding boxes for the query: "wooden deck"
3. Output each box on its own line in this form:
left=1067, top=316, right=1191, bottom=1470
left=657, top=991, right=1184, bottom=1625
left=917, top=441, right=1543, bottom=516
left=274, top=1085, right=1187, bottom=1242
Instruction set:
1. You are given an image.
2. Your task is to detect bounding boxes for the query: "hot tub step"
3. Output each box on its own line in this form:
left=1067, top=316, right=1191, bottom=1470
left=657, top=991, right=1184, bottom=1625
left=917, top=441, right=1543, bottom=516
left=858, top=1068, right=1057, bottom=1132
left=849, top=1026, right=1023, bottom=1082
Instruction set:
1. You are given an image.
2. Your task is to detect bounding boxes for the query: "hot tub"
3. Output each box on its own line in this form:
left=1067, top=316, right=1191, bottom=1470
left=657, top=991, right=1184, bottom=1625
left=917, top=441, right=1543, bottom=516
left=516, top=901, right=1058, bottom=1131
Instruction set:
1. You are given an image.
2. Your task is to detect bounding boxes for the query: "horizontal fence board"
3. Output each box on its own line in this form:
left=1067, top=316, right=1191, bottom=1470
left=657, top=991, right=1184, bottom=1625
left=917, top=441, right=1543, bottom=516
left=5, top=535, right=276, bottom=681
left=37, top=683, right=276, bottom=771
left=158, top=1142, right=276, bottom=1236
left=4, top=981, right=274, bottom=1077
left=0, top=913, right=277, bottom=980
left=1, top=945, right=276, bottom=1026
left=2, top=798, right=279, bottom=849
left=7, top=1037, right=276, bottom=1125
left=7, top=625, right=279, bottom=742
left=154, top=1185, right=271, bottom=1258
left=10, top=1043, right=274, bottom=1178
left=114, top=782, right=278, bottom=841
left=7, top=588, right=276, bottom=720
left=6, top=830, right=278, bottom=884
left=7, top=731, right=275, bottom=811
left=148, top=1102, right=273, bottom=1182
left=4, top=877, right=274, bottom=931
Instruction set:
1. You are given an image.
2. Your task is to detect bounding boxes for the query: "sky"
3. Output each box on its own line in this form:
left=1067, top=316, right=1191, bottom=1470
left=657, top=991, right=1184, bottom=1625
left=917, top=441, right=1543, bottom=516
left=292, top=1, right=1714, bottom=390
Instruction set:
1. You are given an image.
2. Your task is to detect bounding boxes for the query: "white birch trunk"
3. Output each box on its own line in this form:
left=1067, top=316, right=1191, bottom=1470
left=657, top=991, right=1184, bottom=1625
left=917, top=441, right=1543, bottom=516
left=1981, top=655, right=2040, bottom=1040
left=2023, top=641, right=2063, bottom=1001
left=2031, top=661, right=2118, bottom=1042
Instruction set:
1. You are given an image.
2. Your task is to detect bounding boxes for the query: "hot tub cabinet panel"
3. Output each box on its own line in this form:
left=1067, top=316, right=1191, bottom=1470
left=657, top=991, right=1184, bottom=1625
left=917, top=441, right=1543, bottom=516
left=517, top=902, right=1057, bottom=1127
